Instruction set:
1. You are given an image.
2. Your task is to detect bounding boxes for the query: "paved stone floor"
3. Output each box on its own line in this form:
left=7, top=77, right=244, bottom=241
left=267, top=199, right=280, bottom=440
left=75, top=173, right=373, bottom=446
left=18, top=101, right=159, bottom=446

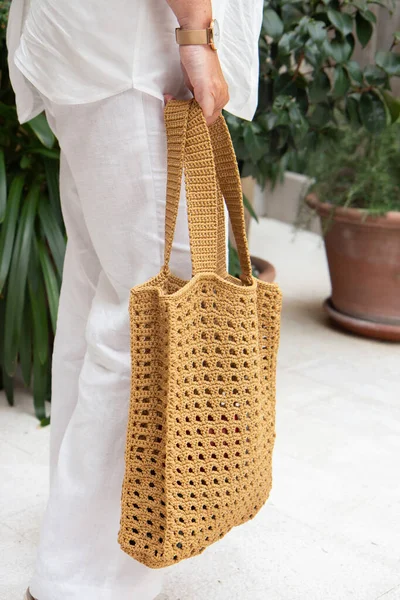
left=1, top=219, right=399, bottom=600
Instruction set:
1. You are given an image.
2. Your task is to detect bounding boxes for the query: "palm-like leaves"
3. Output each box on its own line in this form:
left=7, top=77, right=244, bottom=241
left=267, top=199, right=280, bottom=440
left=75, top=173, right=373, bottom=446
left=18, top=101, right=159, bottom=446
left=0, top=126, right=64, bottom=424
left=1, top=11, right=65, bottom=424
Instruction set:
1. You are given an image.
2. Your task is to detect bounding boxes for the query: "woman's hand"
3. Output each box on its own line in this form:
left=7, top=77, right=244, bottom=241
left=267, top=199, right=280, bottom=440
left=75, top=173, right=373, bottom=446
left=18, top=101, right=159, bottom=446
left=164, top=2, right=228, bottom=123
left=165, top=45, right=229, bottom=125
left=179, top=45, right=229, bottom=125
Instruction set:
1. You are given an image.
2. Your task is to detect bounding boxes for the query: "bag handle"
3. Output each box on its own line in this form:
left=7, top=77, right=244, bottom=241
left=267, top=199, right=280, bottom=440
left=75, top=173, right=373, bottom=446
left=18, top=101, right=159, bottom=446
left=163, top=99, right=253, bottom=285
left=209, top=116, right=253, bottom=285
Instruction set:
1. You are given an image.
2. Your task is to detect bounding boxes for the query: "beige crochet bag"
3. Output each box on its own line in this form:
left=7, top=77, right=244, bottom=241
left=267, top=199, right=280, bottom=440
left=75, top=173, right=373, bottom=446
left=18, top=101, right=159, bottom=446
left=118, top=99, right=282, bottom=568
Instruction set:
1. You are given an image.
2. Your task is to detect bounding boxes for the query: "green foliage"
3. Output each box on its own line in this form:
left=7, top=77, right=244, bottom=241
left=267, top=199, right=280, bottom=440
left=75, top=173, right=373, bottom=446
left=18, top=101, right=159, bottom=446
left=226, top=0, right=400, bottom=190
left=307, top=124, right=400, bottom=214
left=0, top=1, right=65, bottom=423
left=0, top=1, right=9, bottom=30
left=2, top=0, right=399, bottom=403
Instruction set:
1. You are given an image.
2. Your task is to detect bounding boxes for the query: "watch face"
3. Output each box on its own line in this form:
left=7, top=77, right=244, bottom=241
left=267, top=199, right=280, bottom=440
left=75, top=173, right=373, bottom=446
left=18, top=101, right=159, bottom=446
left=211, top=19, right=221, bottom=50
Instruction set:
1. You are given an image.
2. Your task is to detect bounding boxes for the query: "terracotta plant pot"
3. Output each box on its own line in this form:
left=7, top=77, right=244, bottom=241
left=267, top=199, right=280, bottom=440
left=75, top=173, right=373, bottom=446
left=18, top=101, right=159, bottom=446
left=228, top=178, right=277, bottom=284
left=250, top=256, right=276, bottom=283
left=307, top=194, right=400, bottom=341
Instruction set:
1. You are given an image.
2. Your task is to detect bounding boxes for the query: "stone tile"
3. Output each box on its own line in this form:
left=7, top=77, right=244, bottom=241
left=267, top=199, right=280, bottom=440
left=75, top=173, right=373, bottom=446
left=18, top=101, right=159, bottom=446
left=0, top=388, right=50, bottom=437
left=0, top=464, right=48, bottom=521
left=374, top=584, right=400, bottom=599
left=270, top=451, right=364, bottom=528
left=0, top=439, right=33, bottom=466
left=290, top=354, right=400, bottom=407
left=271, top=389, right=400, bottom=571
left=164, top=506, right=399, bottom=600
left=279, top=391, right=400, bottom=467
left=4, top=503, right=44, bottom=546
left=270, top=451, right=400, bottom=567
left=2, top=219, right=400, bottom=600
left=0, top=387, right=42, bottom=430
left=0, top=390, right=50, bottom=463
left=333, top=498, right=400, bottom=572
left=276, top=319, right=330, bottom=370
left=0, top=523, right=35, bottom=600
left=0, top=429, right=50, bottom=466
left=276, top=368, right=337, bottom=410
left=277, top=304, right=399, bottom=374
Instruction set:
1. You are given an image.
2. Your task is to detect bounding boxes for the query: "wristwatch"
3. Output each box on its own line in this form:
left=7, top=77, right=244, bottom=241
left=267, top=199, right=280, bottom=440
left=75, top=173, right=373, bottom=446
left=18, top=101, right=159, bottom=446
left=175, top=19, right=220, bottom=51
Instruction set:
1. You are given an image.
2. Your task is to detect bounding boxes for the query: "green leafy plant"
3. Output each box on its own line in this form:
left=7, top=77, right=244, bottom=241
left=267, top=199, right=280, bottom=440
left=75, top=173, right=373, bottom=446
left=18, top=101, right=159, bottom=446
left=307, top=123, right=400, bottom=214
left=226, top=0, right=400, bottom=189
left=1, top=1, right=64, bottom=424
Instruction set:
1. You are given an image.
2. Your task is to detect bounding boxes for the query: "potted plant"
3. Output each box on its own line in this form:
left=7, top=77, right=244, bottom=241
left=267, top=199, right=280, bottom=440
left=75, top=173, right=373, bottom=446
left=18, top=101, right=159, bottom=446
left=0, top=0, right=65, bottom=422
left=227, top=0, right=400, bottom=275
left=306, top=124, right=400, bottom=341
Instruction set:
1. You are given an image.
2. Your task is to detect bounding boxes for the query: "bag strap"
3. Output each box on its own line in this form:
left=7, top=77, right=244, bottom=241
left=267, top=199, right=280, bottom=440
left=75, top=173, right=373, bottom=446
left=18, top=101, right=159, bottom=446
left=163, top=99, right=253, bottom=284
left=163, top=100, right=191, bottom=272
left=209, top=117, right=253, bottom=285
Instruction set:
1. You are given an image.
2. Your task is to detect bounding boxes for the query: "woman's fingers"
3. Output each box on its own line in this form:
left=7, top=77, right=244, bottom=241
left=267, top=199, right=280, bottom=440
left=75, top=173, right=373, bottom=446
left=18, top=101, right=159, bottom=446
left=179, top=45, right=230, bottom=124
left=164, top=94, right=176, bottom=105
left=196, top=85, right=229, bottom=125
left=165, top=44, right=230, bottom=126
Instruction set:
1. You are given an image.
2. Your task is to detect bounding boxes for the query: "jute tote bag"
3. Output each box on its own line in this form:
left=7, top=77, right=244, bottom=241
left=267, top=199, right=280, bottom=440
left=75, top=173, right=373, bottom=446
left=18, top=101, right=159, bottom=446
left=118, top=99, right=282, bottom=568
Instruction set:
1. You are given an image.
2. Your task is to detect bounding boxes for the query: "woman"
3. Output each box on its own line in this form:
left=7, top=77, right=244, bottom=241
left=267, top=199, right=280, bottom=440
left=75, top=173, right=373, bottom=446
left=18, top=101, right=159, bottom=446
left=7, top=1, right=263, bottom=599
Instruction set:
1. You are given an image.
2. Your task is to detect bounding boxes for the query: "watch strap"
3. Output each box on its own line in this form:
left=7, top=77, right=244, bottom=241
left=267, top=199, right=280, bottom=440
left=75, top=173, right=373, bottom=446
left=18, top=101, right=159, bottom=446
left=175, top=28, right=210, bottom=46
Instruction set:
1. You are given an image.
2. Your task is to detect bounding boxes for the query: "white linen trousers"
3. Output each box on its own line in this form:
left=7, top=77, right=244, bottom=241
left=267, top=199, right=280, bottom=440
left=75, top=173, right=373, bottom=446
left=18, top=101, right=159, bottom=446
left=30, top=89, right=229, bottom=600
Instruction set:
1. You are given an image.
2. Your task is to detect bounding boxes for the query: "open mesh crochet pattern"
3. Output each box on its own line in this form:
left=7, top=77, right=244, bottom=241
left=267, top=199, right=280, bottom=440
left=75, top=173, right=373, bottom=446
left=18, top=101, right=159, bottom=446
left=118, top=100, right=282, bottom=568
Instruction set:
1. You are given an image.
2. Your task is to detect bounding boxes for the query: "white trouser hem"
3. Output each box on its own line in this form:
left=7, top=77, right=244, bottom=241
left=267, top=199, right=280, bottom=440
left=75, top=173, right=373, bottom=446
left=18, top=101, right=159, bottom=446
left=29, top=575, right=163, bottom=600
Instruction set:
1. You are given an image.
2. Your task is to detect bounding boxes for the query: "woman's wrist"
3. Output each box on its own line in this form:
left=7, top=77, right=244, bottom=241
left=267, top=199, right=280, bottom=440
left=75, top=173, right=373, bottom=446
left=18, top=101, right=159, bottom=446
left=178, top=13, right=212, bottom=30
left=166, top=1, right=212, bottom=30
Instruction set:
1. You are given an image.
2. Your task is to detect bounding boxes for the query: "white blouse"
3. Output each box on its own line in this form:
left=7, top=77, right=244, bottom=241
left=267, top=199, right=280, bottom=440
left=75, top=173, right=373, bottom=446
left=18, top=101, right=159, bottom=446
left=7, top=0, right=263, bottom=124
